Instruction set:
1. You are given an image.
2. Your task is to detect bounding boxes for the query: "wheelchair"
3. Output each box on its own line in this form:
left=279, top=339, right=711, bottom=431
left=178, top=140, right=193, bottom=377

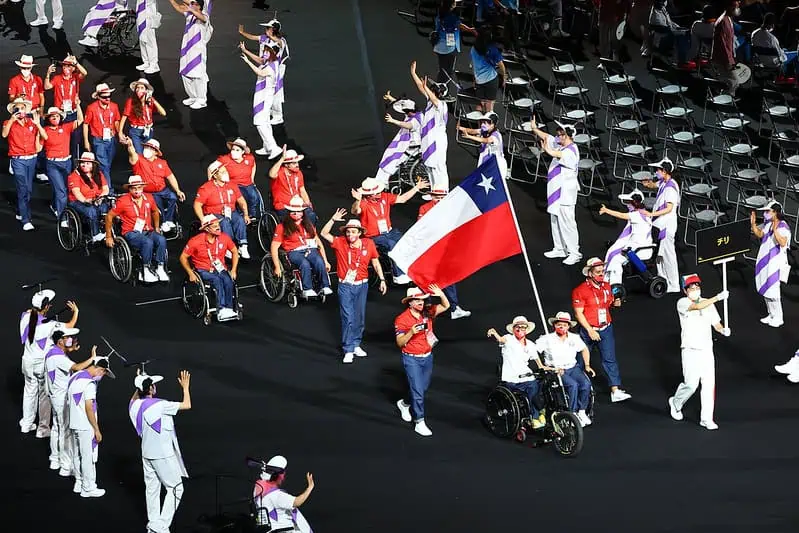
left=57, top=195, right=116, bottom=256
left=484, top=369, right=594, bottom=458
left=253, top=187, right=280, bottom=254
left=611, top=235, right=667, bottom=300
left=107, top=226, right=171, bottom=286
left=388, top=145, right=429, bottom=195
left=161, top=202, right=184, bottom=242
left=96, top=10, right=138, bottom=58
left=181, top=269, right=243, bottom=326
left=259, top=248, right=331, bottom=308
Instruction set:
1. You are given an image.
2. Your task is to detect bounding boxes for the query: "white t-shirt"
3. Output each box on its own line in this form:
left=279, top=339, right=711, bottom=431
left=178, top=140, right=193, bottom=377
left=751, top=28, right=786, bottom=65
left=535, top=332, right=587, bottom=369
left=254, top=486, right=297, bottom=530
left=129, top=399, right=182, bottom=459
left=45, top=348, right=74, bottom=401
left=68, top=372, right=98, bottom=431
left=546, top=137, right=580, bottom=206
left=19, top=311, right=63, bottom=360
left=677, top=297, right=720, bottom=351
left=500, top=334, right=539, bottom=383
left=654, top=179, right=681, bottom=233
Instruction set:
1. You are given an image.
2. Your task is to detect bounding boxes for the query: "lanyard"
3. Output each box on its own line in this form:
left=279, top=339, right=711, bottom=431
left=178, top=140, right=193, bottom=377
left=97, top=105, right=111, bottom=127
left=588, top=281, right=609, bottom=307
left=19, top=76, right=35, bottom=96
left=283, top=170, right=299, bottom=196
left=140, top=98, right=152, bottom=124
left=368, top=198, right=386, bottom=219
left=347, top=242, right=364, bottom=271
left=131, top=196, right=146, bottom=219
left=60, top=77, right=75, bottom=102
left=297, top=226, right=308, bottom=247
left=205, top=236, right=220, bottom=264
left=217, top=185, right=228, bottom=207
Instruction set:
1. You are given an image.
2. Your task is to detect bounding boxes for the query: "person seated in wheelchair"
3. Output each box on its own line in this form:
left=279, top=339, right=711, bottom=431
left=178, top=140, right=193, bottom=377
left=268, top=145, right=318, bottom=225
left=598, top=189, right=653, bottom=287
left=125, top=137, right=186, bottom=234
left=350, top=176, right=429, bottom=285
left=104, top=175, right=169, bottom=283
left=270, top=195, right=333, bottom=300
left=194, top=161, right=252, bottom=259
left=456, top=111, right=508, bottom=180
left=535, top=311, right=596, bottom=428
left=217, top=138, right=261, bottom=219
left=180, top=215, right=239, bottom=321
left=67, top=152, right=110, bottom=243
left=486, top=315, right=546, bottom=429
left=374, top=92, right=421, bottom=187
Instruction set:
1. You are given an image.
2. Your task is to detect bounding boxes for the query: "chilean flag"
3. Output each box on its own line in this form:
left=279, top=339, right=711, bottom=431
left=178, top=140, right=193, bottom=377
left=388, top=156, right=522, bottom=289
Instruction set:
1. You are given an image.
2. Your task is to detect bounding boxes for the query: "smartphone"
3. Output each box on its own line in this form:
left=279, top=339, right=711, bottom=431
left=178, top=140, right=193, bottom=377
left=418, top=322, right=428, bottom=331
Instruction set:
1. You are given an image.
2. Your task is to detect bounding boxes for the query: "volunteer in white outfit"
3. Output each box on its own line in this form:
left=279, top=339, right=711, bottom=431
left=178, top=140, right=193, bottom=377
left=252, top=456, right=315, bottom=533
left=375, top=93, right=422, bottom=187
left=410, top=60, right=450, bottom=191
left=68, top=355, right=114, bottom=498
left=44, top=329, right=94, bottom=474
left=29, top=0, right=64, bottom=29
left=170, top=0, right=213, bottom=110
left=129, top=370, right=191, bottom=533
left=135, top=0, right=162, bottom=74
left=534, top=311, right=595, bottom=427
left=751, top=201, right=791, bottom=328
left=240, top=41, right=282, bottom=158
left=600, top=189, right=653, bottom=286
left=456, top=112, right=508, bottom=179
left=528, top=118, right=581, bottom=265
left=668, top=274, right=730, bottom=431
left=642, top=157, right=681, bottom=293
left=79, top=0, right=128, bottom=48
left=19, top=290, right=78, bottom=436
left=238, top=19, right=290, bottom=126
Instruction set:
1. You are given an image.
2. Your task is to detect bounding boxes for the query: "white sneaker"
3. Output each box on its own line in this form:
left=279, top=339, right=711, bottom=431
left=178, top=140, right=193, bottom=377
left=155, top=264, right=170, bottom=282
left=699, top=420, right=718, bottom=430
left=29, top=17, right=48, bottom=26
left=92, top=232, right=105, bottom=243
left=135, top=63, right=148, bottom=71
left=73, top=481, right=82, bottom=493
left=36, top=173, right=49, bottom=182
left=144, top=66, right=160, bottom=74
left=544, top=249, right=567, bottom=259
left=182, top=98, right=196, bottom=106
left=768, top=318, right=784, bottom=328
left=775, top=356, right=799, bottom=375
left=255, top=148, right=269, bottom=156
left=787, top=372, right=799, bottom=384
left=217, top=308, right=236, bottom=321
left=301, top=289, right=318, bottom=299
left=668, top=396, right=683, bottom=421
left=268, top=148, right=284, bottom=159
left=49, top=461, right=60, bottom=470
left=20, top=423, right=36, bottom=433
left=342, top=353, right=354, bottom=364
left=450, top=306, right=471, bottom=320
left=60, top=220, right=69, bottom=228
left=611, top=389, right=631, bottom=403
left=78, top=36, right=99, bottom=47
left=577, top=410, right=592, bottom=427
left=161, top=221, right=175, bottom=232
left=36, top=429, right=51, bottom=438
left=239, top=244, right=250, bottom=259
left=143, top=268, right=159, bottom=283
left=23, top=223, right=34, bottom=231
left=81, top=488, right=106, bottom=498
left=353, top=346, right=367, bottom=358
left=414, top=420, right=432, bottom=437
left=190, top=100, right=207, bottom=110
left=321, top=287, right=333, bottom=296
left=393, top=274, right=412, bottom=285
left=15, top=214, right=22, bottom=220
left=396, top=400, right=411, bottom=422
left=58, top=468, right=71, bottom=477
left=563, top=254, right=582, bottom=266
left=760, top=315, right=773, bottom=324
left=52, top=21, right=63, bottom=30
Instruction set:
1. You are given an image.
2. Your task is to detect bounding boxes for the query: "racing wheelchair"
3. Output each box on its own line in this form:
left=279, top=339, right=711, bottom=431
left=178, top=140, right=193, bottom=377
left=388, top=145, right=430, bottom=195
left=259, top=248, right=331, bottom=308
left=609, top=229, right=668, bottom=301
left=181, top=269, right=244, bottom=325
left=484, top=369, right=595, bottom=458
left=57, top=195, right=116, bottom=255
left=96, top=9, right=138, bottom=58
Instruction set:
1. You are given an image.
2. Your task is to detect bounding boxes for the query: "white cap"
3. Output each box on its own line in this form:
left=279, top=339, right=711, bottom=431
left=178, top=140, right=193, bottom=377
left=32, top=289, right=55, bottom=309
left=618, top=189, right=644, bottom=203
left=554, top=120, right=577, bottom=137
left=266, top=455, right=287, bottom=469
left=758, top=200, right=781, bottom=211
left=134, top=374, right=164, bottom=390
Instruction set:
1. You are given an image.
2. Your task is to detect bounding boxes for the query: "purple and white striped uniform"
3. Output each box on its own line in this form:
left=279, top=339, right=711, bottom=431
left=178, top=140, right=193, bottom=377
left=179, top=1, right=213, bottom=80
left=259, top=36, right=289, bottom=103
left=653, top=178, right=680, bottom=241
left=477, top=130, right=508, bottom=178
left=135, top=0, right=160, bottom=35
left=755, top=217, right=791, bottom=298
left=252, top=60, right=277, bottom=126
left=420, top=100, right=448, bottom=167
left=377, top=113, right=421, bottom=176
left=19, top=311, right=62, bottom=360
left=604, top=208, right=653, bottom=267
left=545, top=138, right=580, bottom=215
left=81, top=0, right=126, bottom=39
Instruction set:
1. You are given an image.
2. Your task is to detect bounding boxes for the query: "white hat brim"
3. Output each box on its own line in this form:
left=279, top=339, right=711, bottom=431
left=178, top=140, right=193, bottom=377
left=505, top=321, right=535, bottom=334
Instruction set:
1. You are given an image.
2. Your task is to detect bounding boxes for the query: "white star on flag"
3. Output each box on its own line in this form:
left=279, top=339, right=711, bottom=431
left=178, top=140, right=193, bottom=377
left=478, top=174, right=496, bottom=195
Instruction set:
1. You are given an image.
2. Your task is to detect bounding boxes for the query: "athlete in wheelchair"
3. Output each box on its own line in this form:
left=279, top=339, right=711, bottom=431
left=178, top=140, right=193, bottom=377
left=180, top=215, right=243, bottom=324
left=63, top=152, right=111, bottom=245
left=375, top=91, right=429, bottom=195
left=261, top=196, right=332, bottom=307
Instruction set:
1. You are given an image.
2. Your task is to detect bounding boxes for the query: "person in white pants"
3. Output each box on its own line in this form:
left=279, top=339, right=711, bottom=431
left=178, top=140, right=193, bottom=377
left=170, top=0, right=213, bottom=110
left=527, top=118, right=582, bottom=265
left=128, top=370, right=191, bottom=533
left=237, top=18, right=290, bottom=126
left=44, top=329, right=94, bottom=473
left=29, top=0, right=64, bottom=29
left=136, top=0, right=162, bottom=74
left=600, top=189, right=653, bottom=286
left=410, top=60, right=450, bottom=191
left=68, top=356, right=114, bottom=497
left=751, top=201, right=791, bottom=328
left=19, top=289, right=78, bottom=437
left=668, top=274, right=730, bottom=431
left=642, top=157, right=681, bottom=293
left=240, top=41, right=281, bottom=158
left=79, top=0, right=128, bottom=48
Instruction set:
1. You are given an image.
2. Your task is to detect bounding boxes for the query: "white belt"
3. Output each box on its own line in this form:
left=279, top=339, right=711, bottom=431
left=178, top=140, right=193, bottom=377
left=129, top=125, right=153, bottom=130
left=338, top=279, right=367, bottom=286
left=12, top=155, right=36, bottom=160
left=403, top=352, right=431, bottom=358
left=47, top=156, right=71, bottom=161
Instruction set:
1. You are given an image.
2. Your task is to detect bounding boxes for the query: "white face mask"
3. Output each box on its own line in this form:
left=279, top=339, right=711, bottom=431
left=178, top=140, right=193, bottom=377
left=687, top=289, right=701, bottom=301
left=142, top=148, right=155, bottom=159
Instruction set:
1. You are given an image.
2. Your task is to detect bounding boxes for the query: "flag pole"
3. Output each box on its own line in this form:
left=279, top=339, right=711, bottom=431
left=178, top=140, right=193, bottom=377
left=498, top=164, right=549, bottom=333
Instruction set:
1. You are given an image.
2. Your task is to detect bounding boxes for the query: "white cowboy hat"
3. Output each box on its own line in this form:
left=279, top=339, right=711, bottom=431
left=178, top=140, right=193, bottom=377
left=283, top=149, right=304, bottom=164
left=127, top=175, right=145, bottom=187
left=226, top=138, right=251, bottom=154
left=7, top=97, right=31, bottom=115
left=547, top=311, right=577, bottom=328
left=339, top=219, right=364, bottom=234
left=208, top=160, right=225, bottom=180
left=401, top=287, right=429, bottom=304
left=134, top=374, right=164, bottom=390
left=357, top=177, right=384, bottom=196
left=129, top=78, right=153, bottom=92
left=77, top=152, right=98, bottom=164
left=31, top=289, right=55, bottom=309
left=392, top=99, right=416, bottom=114
left=505, top=315, right=536, bottom=334
left=142, top=139, right=162, bottom=156
left=91, top=83, right=115, bottom=99
left=45, top=106, right=65, bottom=119
left=15, top=55, right=35, bottom=68
left=648, top=157, right=674, bottom=174
left=284, top=196, right=306, bottom=212
left=200, top=214, right=219, bottom=229
left=581, top=257, right=605, bottom=277
left=61, top=56, right=78, bottom=66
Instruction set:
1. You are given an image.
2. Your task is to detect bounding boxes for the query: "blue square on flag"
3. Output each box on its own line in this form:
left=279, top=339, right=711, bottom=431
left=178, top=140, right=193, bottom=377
left=460, top=157, right=507, bottom=214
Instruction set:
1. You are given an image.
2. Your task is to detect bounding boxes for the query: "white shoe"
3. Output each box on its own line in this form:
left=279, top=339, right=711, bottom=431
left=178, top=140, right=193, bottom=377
left=699, top=420, right=718, bottom=431
left=92, top=232, right=105, bottom=243
left=668, top=396, right=683, bottom=421
left=155, top=264, right=170, bottom=282
left=239, top=244, right=250, bottom=259
left=342, top=353, right=354, bottom=364
left=135, top=63, right=148, bottom=71
left=29, top=17, right=48, bottom=26
left=60, top=220, right=69, bottom=228
left=611, top=389, right=631, bottom=402
left=182, top=98, right=196, bottom=106
left=321, top=287, right=333, bottom=296
left=73, top=481, right=82, bottom=493
left=577, top=410, right=592, bottom=427
left=78, top=36, right=99, bottom=47
left=268, top=148, right=283, bottom=159
left=15, top=214, right=22, bottom=220
left=58, top=468, right=71, bottom=477
left=396, top=400, right=412, bottom=422
left=80, top=488, right=106, bottom=498
left=144, top=66, right=160, bottom=74
left=450, top=306, right=471, bottom=320
left=775, top=356, right=799, bottom=375
left=143, top=268, right=159, bottom=283
left=760, top=315, right=773, bottom=324
left=353, top=346, right=367, bottom=358
left=768, top=318, right=784, bottom=328
left=161, top=221, right=175, bottom=232
left=20, top=423, right=36, bottom=433
left=414, top=420, right=432, bottom=437
left=189, top=100, right=207, bottom=110
left=23, top=223, right=34, bottom=231
left=49, top=461, right=60, bottom=470
left=544, top=249, right=567, bottom=259
left=787, top=372, right=799, bottom=384
left=52, top=21, right=63, bottom=30
left=302, top=289, right=318, bottom=299
left=393, top=274, right=412, bottom=285
left=36, top=429, right=51, bottom=438
left=255, top=148, right=268, bottom=156
left=563, top=254, right=582, bottom=266
left=36, top=173, right=49, bottom=182
left=217, top=308, right=236, bottom=321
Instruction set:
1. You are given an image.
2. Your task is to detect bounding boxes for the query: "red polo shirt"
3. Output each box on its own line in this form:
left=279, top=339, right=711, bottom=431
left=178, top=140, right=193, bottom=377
left=49, top=73, right=84, bottom=110
left=358, top=193, right=397, bottom=237
left=417, top=200, right=437, bottom=220
left=122, top=97, right=154, bottom=128
left=272, top=222, right=316, bottom=252
left=195, top=181, right=241, bottom=216
left=4, top=119, right=38, bottom=156
left=217, top=153, right=256, bottom=188
left=114, top=193, right=157, bottom=234
left=330, top=236, right=378, bottom=283
left=8, top=73, right=44, bottom=105
left=84, top=100, right=120, bottom=138
left=394, top=308, right=435, bottom=355
left=572, top=279, right=614, bottom=328
left=183, top=232, right=237, bottom=272
left=43, top=122, right=76, bottom=158
left=133, top=156, right=172, bottom=193
left=67, top=171, right=108, bottom=202
left=270, top=166, right=304, bottom=210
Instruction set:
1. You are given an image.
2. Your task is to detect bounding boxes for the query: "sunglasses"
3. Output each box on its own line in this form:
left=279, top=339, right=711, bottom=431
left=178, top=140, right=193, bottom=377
left=513, top=325, right=527, bottom=330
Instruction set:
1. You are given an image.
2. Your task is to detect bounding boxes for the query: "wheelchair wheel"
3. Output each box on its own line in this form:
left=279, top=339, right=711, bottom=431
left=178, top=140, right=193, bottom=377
left=108, top=236, right=133, bottom=283
left=515, top=428, right=528, bottom=443
left=182, top=277, right=208, bottom=319
left=287, top=291, right=299, bottom=309
left=57, top=208, right=82, bottom=252
left=484, top=386, right=522, bottom=439
left=551, top=411, right=584, bottom=458
left=257, top=212, right=279, bottom=253
left=259, top=252, right=287, bottom=302
left=649, top=276, right=667, bottom=299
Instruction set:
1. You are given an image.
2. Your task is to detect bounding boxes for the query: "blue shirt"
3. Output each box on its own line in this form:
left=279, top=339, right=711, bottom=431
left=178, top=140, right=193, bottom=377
left=476, top=0, right=495, bottom=22
left=471, top=45, right=502, bottom=85
left=433, top=14, right=461, bottom=55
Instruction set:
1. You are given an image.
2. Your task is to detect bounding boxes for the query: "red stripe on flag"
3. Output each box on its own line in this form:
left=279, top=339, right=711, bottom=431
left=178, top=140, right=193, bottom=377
left=406, top=203, right=522, bottom=289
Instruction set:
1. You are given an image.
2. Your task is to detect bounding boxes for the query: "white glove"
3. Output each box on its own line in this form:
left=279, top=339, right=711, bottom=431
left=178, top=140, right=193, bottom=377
left=721, top=327, right=731, bottom=337
left=715, top=290, right=729, bottom=302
